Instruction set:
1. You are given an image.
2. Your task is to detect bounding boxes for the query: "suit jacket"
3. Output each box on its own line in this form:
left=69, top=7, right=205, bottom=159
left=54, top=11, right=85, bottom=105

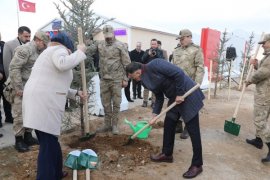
left=23, top=45, right=86, bottom=135
left=141, top=58, right=205, bottom=122
left=3, top=38, right=22, bottom=78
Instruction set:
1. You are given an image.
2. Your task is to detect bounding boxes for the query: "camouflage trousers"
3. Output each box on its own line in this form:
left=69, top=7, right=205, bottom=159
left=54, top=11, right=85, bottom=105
left=100, top=80, right=122, bottom=126
left=253, top=104, right=270, bottom=143
left=12, top=95, right=32, bottom=136
left=143, top=88, right=155, bottom=103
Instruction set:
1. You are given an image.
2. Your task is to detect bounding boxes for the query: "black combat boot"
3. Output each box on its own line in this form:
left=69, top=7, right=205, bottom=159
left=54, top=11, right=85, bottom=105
left=261, top=143, right=270, bottom=163
left=96, top=120, right=112, bottom=133
left=175, top=121, right=183, bottom=134
left=246, top=137, right=263, bottom=149
left=142, top=101, right=148, bottom=107
left=24, top=132, right=39, bottom=146
left=112, top=122, right=119, bottom=135
left=180, top=127, right=189, bottom=139
left=15, top=136, right=29, bottom=152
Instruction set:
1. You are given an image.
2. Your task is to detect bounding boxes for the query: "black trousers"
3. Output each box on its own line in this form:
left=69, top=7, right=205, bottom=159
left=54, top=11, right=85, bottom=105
left=124, top=79, right=132, bottom=100
left=0, top=90, right=13, bottom=123
left=35, top=130, right=63, bottom=180
left=132, top=79, right=141, bottom=98
left=162, top=113, right=203, bottom=166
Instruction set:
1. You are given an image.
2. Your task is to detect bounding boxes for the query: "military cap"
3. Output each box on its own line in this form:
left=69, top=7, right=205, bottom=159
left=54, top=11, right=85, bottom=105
left=103, top=25, right=114, bottom=38
left=35, top=31, right=50, bottom=45
left=176, top=29, right=192, bottom=40
left=258, top=33, right=270, bottom=44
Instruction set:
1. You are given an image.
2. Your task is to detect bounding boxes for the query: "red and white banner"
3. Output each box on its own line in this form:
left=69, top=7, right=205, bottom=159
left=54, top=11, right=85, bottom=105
left=18, top=0, right=36, bottom=13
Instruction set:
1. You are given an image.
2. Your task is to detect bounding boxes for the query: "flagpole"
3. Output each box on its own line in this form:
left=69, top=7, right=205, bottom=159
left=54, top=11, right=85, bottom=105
left=16, top=0, right=20, bottom=27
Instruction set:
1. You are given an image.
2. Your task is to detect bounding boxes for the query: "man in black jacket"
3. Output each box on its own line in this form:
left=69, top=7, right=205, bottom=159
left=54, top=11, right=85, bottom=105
left=141, top=39, right=163, bottom=108
left=129, top=42, right=144, bottom=99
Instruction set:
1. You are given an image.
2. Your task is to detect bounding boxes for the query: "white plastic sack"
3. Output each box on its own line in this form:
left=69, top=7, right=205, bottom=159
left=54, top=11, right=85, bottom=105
left=88, top=74, right=128, bottom=116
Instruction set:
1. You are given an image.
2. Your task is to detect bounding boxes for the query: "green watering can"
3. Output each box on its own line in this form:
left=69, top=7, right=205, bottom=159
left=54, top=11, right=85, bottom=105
left=124, top=118, right=152, bottom=139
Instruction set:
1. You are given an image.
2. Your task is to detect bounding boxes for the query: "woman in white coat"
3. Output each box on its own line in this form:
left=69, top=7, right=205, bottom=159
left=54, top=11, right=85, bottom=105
left=23, top=32, right=87, bottom=180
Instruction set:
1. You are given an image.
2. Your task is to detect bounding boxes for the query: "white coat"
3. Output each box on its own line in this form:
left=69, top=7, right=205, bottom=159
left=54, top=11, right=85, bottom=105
left=23, top=45, right=86, bottom=135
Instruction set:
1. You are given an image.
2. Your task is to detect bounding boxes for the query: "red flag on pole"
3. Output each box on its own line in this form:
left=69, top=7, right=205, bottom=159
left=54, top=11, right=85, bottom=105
left=18, top=0, right=36, bottom=13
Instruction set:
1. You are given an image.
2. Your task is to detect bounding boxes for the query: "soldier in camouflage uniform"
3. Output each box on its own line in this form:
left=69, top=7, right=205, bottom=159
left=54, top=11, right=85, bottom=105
left=172, top=29, right=205, bottom=139
left=88, top=25, right=131, bottom=135
left=246, top=34, right=270, bottom=163
left=9, top=31, right=50, bottom=152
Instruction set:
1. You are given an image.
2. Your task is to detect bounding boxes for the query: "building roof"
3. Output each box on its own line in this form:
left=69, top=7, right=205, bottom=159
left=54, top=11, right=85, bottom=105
left=39, top=13, right=178, bottom=37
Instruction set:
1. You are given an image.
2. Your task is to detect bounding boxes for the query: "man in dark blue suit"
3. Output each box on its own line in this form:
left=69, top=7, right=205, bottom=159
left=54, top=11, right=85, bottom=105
left=126, top=59, right=205, bottom=179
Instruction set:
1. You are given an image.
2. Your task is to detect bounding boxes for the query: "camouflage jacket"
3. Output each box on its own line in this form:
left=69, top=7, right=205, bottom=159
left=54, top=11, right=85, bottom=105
left=87, top=39, right=131, bottom=82
left=251, top=49, right=270, bottom=105
left=9, top=41, right=42, bottom=91
left=172, top=43, right=205, bottom=84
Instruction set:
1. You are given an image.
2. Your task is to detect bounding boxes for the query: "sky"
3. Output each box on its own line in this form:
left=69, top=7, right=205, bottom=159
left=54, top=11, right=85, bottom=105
left=0, top=0, right=269, bottom=43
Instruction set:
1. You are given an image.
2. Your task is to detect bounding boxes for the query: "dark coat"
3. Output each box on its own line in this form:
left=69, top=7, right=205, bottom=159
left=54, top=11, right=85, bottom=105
left=129, top=49, right=144, bottom=63
left=141, top=48, right=163, bottom=64
left=141, top=58, right=205, bottom=122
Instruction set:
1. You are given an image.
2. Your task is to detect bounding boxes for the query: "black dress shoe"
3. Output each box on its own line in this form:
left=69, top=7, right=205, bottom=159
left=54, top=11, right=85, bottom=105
left=150, top=153, right=173, bottom=163
left=138, top=96, right=143, bottom=99
left=183, top=165, right=203, bottom=179
left=127, top=99, right=134, bottom=102
left=0, top=134, right=3, bottom=138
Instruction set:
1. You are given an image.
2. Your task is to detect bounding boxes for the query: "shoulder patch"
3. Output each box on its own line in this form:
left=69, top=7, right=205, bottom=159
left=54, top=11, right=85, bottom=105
left=16, top=47, right=30, bottom=59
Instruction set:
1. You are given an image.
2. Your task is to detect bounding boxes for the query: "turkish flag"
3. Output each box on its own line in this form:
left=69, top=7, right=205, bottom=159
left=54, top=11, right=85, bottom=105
left=18, top=0, right=36, bottom=13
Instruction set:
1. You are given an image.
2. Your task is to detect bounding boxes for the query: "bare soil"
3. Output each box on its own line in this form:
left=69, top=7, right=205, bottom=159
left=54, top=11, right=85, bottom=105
left=1, top=86, right=270, bottom=180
